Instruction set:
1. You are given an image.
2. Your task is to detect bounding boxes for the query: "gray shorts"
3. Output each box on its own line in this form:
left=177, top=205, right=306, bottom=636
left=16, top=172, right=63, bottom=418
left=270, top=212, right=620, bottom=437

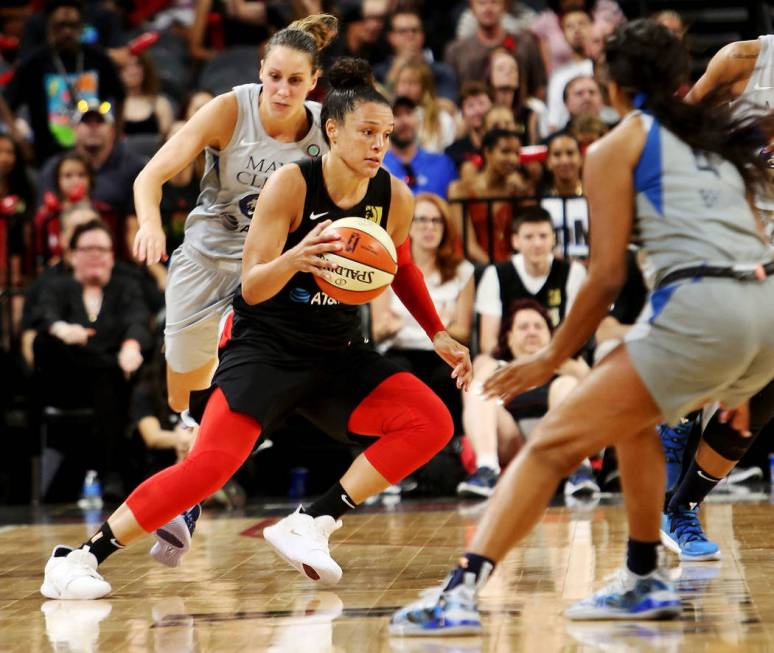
left=164, top=243, right=241, bottom=373
left=625, top=276, right=774, bottom=425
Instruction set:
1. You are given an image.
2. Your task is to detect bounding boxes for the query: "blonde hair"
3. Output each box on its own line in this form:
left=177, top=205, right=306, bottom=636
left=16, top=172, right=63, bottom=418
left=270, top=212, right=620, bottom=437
left=395, top=59, right=442, bottom=148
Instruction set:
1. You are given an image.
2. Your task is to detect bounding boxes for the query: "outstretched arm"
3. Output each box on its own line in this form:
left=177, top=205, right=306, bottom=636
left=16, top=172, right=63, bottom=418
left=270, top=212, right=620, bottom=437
left=484, top=116, right=645, bottom=400
left=388, top=177, right=472, bottom=389
left=133, top=92, right=238, bottom=264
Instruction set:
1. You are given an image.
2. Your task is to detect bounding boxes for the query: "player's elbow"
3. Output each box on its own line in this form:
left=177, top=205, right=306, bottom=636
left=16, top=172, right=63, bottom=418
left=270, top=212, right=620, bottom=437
left=241, top=284, right=261, bottom=306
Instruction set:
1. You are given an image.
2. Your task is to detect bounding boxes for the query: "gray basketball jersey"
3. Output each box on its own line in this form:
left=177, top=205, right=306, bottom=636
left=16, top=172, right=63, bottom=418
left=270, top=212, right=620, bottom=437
left=731, top=34, right=774, bottom=210
left=184, top=84, right=328, bottom=259
left=730, top=34, right=774, bottom=118
left=629, top=111, right=773, bottom=286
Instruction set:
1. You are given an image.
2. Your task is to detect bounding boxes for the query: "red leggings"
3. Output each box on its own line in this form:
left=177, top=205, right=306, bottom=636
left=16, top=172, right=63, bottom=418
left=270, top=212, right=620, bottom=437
left=126, top=373, right=453, bottom=532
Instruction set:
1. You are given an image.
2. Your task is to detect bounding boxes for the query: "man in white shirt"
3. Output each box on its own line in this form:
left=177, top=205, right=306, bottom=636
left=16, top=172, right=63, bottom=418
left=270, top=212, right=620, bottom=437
left=475, top=206, right=586, bottom=354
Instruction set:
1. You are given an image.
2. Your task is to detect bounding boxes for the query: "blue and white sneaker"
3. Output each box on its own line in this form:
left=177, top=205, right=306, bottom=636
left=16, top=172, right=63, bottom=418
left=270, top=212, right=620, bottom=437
left=564, top=464, right=600, bottom=498
left=657, top=418, right=694, bottom=492
left=389, top=573, right=482, bottom=637
left=150, top=504, right=202, bottom=567
left=660, top=508, right=720, bottom=561
left=456, top=467, right=498, bottom=499
left=564, top=567, right=681, bottom=620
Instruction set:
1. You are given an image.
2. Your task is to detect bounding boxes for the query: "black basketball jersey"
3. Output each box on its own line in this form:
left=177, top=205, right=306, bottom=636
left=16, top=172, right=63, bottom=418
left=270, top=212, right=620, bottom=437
left=494, top=257, right=571, bottom=327
left=230, top=156, right=393, bottom=353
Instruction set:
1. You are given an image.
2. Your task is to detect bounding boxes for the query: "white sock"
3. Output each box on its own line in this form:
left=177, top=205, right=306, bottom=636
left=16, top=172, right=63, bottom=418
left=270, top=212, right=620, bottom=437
left=476, top=454, right=500, bottom=473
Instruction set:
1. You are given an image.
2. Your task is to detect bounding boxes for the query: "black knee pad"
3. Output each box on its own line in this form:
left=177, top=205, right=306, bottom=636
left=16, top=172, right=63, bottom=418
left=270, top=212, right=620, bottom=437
left=702, top=413, right=759, bottom=461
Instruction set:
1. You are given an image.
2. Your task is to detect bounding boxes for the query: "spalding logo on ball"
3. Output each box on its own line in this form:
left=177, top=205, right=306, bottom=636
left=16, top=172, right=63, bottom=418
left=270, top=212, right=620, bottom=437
left=315, top=217, right=397, bottom=305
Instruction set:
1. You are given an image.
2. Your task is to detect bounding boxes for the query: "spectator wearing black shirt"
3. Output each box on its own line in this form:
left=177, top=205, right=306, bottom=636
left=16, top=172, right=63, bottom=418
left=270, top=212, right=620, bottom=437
left=3, top=0, right=125, bottom=165
left=31, top=218, right=150, bottom=498
left=155, top=120, right=200, bottom=254
left=445, top=81, right=492, bottom=175
left=18, top=0, right=127, bottom=65
left=127, top=345, right=194, bottom=486
left=323, top=0, right=390, bottom=68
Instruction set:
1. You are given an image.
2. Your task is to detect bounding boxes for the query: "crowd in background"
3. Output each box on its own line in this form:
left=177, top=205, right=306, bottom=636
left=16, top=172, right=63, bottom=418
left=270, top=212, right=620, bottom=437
left=0, top=0, right=768, bottom=505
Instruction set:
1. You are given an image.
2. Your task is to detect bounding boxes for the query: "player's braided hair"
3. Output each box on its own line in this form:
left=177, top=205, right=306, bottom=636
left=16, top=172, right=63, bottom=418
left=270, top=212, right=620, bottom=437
left=605, top=19, right=772, bottom=195
left=320, top=58, right=390, bottom=146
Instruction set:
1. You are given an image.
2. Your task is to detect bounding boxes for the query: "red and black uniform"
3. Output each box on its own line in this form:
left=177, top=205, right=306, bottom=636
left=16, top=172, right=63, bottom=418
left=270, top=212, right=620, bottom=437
left=126, top=157, right=453, bottom=531
left=191, top=156, right=405, bottom=439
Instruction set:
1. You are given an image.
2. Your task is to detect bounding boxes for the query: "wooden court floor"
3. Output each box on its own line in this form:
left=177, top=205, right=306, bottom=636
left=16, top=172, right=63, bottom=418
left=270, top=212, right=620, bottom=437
left=2, top=494, right=774, bottom=652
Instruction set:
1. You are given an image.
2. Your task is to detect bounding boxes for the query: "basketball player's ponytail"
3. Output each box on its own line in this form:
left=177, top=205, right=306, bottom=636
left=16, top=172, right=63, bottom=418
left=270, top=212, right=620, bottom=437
left=321, top=58, right=390, bottom=146
left=289, top=14, right=338, bottom=54
left=605, top=19, right=772, bottom=195
left=264, top=13, right=337, bottom=71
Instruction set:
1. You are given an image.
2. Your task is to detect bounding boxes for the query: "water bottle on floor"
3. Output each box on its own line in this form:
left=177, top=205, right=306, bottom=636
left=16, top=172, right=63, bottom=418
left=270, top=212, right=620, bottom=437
left=78, top=470, right=104, bottom=510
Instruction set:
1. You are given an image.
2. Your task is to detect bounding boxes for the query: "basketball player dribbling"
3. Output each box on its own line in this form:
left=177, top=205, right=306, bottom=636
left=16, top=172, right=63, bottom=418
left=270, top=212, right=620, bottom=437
left=391, top=20, right=774, bottom=635
left=40, top=57, right=473, bottom=600
left=657, top=33, right=774, bottom=561
left=131, top=15, right=335, bottom=565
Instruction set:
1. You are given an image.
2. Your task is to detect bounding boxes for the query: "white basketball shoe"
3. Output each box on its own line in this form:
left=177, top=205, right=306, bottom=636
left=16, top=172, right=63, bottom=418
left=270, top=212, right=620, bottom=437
left=41, top=546, right=112, bottom=600
left=263, top=507, right=343, bottom=585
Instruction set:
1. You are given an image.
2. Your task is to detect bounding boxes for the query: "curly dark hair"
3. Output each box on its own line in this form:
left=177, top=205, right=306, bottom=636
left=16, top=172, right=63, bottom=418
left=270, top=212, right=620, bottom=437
left=604, top=19, right=773, bottom=195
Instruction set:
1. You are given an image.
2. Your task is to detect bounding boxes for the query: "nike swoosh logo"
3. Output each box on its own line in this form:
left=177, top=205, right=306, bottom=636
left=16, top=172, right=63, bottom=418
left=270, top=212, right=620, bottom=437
left=688, top=502, right=698, bottom=511
left=290, top=528, right=305, bottom=537
left=341, top=494, right=356, bottom=509
left=309, top=211, right=328, bottom=221
left=753, top=83, right=774, bottom=91
left=110, top=538, right=125, bottom=549
left=697, top=470, right=717, bottom=482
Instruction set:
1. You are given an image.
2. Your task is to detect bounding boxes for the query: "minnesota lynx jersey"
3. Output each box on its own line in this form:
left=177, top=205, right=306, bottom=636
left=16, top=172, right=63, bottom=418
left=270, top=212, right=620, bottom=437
left=730, top=35, right=774, bottom=211
left=184, top=83, right=328, bottom=259
left=629, top=110, right=773, bottom=286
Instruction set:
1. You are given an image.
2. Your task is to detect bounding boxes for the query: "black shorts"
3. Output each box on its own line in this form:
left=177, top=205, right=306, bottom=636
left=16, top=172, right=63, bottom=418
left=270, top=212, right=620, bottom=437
left=505, top=379, right=552, bottom=421
left=190, top=339, right=403, bottom=443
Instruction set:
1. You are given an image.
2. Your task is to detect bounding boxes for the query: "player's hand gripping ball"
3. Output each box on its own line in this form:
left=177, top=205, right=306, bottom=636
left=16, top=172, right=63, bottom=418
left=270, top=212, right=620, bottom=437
left=315, top=217, right=397, bottom=304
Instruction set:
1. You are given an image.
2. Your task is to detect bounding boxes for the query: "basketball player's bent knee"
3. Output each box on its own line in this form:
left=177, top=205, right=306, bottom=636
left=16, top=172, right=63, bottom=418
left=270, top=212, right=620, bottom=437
left=524, top=420, right=586, bottom=479
left=167, top=359, right=218, bottom=412
left=362, top=383, right=454, bottom=484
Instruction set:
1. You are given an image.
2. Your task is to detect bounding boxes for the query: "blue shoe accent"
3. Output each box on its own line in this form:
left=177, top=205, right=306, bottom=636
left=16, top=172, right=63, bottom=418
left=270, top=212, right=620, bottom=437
left=565, top=568, right=681, bottom=621
left=456, top=467, right=498, bottom=499
left=390, top=575, right=482, bottom=636
left=564, top=464, right=600, bottom=498
left=183, top=504, right=202, bottom=535
left=660, top=509, right=720, bottom=561
left=658, top=419, right=694, bottom=492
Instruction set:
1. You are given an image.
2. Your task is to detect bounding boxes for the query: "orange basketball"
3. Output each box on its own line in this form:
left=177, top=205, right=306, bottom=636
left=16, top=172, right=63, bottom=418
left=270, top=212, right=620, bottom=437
left=315, top=217, right=398, bottom=305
